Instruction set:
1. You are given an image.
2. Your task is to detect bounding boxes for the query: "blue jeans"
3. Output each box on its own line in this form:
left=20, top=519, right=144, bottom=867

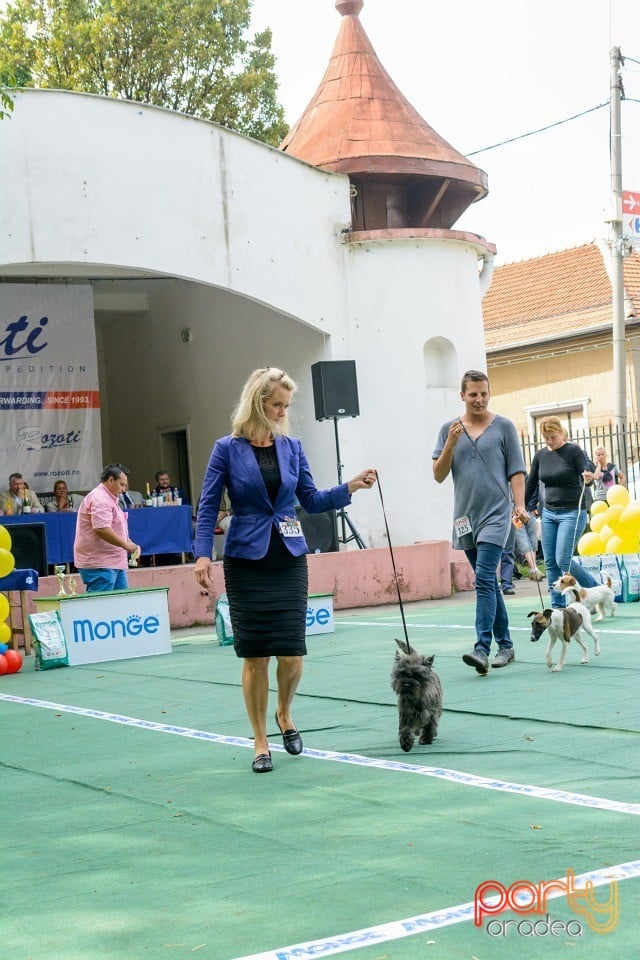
left=464, top=542, right=512, bottom=655
left=499, top=526, right=516, bottom=589
left=541, top=507, right=598, bottom=608
left=79, top=568, right=129, bottom=593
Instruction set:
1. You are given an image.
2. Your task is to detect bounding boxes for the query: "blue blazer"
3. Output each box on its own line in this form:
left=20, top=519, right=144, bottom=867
left=193, top=435, right=351, bottom=560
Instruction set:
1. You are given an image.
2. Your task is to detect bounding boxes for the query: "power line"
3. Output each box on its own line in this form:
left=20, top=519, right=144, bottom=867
left=468, top=102, right=609, bottom=157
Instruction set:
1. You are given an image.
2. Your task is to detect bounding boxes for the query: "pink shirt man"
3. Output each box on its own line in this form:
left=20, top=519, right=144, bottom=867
left=74, top=483, right=130, bottom=569
left=73, top=466, right=140, bottom=593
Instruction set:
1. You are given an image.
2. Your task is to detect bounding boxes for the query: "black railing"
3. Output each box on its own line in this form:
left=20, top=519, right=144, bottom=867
left=520, top=423, right=640, bottom=481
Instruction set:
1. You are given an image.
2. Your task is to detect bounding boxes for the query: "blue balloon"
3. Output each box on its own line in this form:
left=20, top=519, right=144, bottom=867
left=0, top=643, right=8, bottom=654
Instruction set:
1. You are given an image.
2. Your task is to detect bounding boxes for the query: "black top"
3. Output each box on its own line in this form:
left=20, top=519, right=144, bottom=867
left=252, top=444, right=281, bottom=502
left=525, top=443, right=589, bottom=510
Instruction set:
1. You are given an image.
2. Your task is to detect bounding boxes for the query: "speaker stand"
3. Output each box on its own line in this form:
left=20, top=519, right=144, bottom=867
left=332, top=417, right=367, bottom=549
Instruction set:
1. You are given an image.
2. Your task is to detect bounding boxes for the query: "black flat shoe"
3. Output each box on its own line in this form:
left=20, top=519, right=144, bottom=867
left=251, top=752, right=273, bottom=773
left=275, top=712, right=303, bottom=755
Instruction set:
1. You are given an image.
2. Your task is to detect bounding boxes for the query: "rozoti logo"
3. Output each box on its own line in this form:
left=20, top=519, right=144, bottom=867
left=17, top=426, right=82, bottom=451
left=73, top=614, right=160, bottom=644
left=474, top=870, right=619, bottom=937
left=0, top=315, right=49, bottom=358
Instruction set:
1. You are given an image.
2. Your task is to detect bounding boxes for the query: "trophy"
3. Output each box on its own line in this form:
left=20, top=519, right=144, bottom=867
left=68, top=575, right=77, bottom=596
left=54, top=565, right=67, bottom=597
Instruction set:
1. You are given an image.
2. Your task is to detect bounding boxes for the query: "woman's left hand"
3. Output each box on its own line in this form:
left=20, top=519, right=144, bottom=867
left=347, top=469, right=377, bottom=494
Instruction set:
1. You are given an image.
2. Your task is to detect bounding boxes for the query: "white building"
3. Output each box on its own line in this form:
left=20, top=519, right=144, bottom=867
left=0, top=0, right=494, bottom=547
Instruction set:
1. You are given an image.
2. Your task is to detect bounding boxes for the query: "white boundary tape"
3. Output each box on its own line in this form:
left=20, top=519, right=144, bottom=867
left=229, top=860, right=640, bottom=960
left=338, top=619, right=640, bottom=635
left=1, top=693, right=639, bottom=816
left=2, top=694, right=638, bottom=960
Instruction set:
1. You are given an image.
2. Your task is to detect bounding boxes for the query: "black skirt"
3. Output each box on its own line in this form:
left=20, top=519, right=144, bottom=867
left=223, top=532, right=309, bottom=658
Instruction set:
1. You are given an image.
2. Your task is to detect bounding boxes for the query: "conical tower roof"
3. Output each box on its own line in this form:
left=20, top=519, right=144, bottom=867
left=280, top=0, right=487, bottom=206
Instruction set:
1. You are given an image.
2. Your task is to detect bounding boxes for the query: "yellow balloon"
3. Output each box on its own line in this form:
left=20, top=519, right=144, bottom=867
left=620, top=538, right=640, bottom=554
left=602, top=504, right=625, bottom=529
left=605, top=535, right=625, bottom=554
left=600, top=524, right=615, bottom=543
left=0, top=621, right=10, bottom=644
left=0, top=548, right=15, bottom=579
left=607, top=484, right=630, bottom=507
left=0, top=593, right=8, bottom=622
left=589, top=513, right=608, bottom=534
left=578, top=532, right=604, bottom=556
left=620, top=501, right=640, bottom=531
left=590, top=500, right=608, bottom=516
left=0, top=525, right=11, bottom=551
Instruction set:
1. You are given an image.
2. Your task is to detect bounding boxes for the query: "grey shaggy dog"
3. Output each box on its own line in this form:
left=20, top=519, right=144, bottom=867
left=390, top=638, right=443, bottom=752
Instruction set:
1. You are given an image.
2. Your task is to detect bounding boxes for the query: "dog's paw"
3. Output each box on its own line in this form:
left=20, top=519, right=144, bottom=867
left=551, top=665, right=562, bottom=672
left=545, top=659, right=553, bottom=669
left=580, top=658, right=589, bottom=664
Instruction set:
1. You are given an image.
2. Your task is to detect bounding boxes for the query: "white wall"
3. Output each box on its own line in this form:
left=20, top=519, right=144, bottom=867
left=0, top=89, right=352, bottom=329
left=0, top=90, right=494, bottom=548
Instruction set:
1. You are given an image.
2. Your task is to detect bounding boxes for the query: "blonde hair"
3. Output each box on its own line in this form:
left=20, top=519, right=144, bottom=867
left=231, top=367, right=297, bottom=441
left=539, top=416, right=566, bottom=438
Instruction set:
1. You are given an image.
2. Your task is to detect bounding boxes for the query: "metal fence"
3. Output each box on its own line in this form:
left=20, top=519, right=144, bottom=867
left=519, top=423, right=640, bottom=486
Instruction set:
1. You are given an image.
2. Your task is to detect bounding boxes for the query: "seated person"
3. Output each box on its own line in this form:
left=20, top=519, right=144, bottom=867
left=152, top=470, right=188, bottom=504
left=118, top=478, right=144, bottom=511
left=46, top=479, right=84, bottom=512
left=1, top=472, right=44, bottom=514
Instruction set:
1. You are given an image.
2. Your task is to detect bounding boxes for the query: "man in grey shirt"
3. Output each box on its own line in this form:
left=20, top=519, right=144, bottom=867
left=433, top=370, right=527, bottom=674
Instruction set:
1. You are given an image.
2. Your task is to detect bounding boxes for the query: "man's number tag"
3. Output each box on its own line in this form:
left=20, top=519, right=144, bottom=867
left=454, top=515, right=472, bottom=538
left=279, top=518, right=303, bottom=538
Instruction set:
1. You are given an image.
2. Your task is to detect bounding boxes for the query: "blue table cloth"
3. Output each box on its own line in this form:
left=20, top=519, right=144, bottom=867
left=0, top=568, right=39, bottom=591
left=0, top=506, right=193, bottom=565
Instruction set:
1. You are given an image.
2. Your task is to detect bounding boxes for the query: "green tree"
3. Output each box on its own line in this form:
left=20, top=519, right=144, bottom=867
left=0, top=0, right=288, bottom=145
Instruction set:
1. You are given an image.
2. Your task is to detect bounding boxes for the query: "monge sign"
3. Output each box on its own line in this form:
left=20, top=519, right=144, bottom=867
left=58, top=588, right=171, bottom=666
left=306, top=594, right=335, bottom=636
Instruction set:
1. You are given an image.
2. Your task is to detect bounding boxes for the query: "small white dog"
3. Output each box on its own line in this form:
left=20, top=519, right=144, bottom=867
left=528, top=597, right=600, bottom=672
left=552, top=573, right=616, bottom=621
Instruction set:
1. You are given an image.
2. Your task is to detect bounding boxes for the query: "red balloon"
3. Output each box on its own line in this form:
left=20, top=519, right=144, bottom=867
left=0, top=655, right=7, bottom=676
left=3, top=649, right=23, bottom=674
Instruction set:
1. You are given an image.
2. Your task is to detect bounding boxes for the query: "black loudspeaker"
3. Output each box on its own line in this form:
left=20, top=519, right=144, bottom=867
left=311, top=360, right=360, bottom=421
left=294, top=506, right=338, bottom=553
left=9, top=522, right=48, bottom=576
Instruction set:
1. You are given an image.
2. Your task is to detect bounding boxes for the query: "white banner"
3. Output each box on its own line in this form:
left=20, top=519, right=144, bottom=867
left=57, top=588, right=172, bottom=666
left=0, top=284, right=101, bottom=493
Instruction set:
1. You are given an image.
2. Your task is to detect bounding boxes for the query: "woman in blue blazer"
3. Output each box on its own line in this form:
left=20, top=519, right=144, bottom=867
left=194, top=367, right=376, bottom=773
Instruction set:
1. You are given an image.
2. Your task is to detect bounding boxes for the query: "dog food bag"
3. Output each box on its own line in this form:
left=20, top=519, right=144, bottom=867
left=215, top=594, right=234, bottom=646
left=574, top=554, right=602, bottom=581
left=622, top=555, right=640, bottom=602
left=29, top=610, right=69, bottom=670
left=599, top=555, right=624, bottom=602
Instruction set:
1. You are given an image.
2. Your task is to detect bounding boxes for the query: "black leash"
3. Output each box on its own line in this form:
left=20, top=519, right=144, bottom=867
left=375, top=473, right=410, bottom=645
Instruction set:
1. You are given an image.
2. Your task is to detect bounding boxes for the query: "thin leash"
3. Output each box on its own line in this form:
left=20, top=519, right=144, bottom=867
left=457, top=421, right=546, bottom=606
left=375, top=473, right=410, bottom=646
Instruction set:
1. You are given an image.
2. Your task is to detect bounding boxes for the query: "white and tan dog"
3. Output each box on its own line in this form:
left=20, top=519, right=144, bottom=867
left=528, top=599, right=600, bottom=672
left=552, top=573, right=616, bottom=621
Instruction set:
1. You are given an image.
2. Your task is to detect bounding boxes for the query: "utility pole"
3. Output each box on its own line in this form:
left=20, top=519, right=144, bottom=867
left=610, top=46, right=626, bottom=436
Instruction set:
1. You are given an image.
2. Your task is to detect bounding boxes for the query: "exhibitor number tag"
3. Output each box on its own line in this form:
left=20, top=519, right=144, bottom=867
left=454, top=515, right=472, bottom=538
left=279, top=518, right=302, bottom=538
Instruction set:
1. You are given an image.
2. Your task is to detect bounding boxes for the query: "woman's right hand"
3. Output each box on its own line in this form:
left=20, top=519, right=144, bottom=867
left=195, top=556, right=214, bottom=590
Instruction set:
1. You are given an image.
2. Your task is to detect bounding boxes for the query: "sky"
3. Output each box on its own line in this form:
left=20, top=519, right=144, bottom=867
left=251, top=0, right=640, bottom=265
